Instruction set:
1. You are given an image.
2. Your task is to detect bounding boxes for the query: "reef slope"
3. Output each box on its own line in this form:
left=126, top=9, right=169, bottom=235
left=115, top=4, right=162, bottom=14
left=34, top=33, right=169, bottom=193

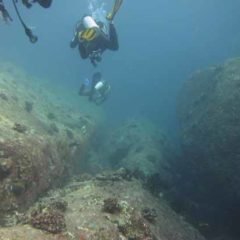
left=0, top=62, right=99, bottom=215
left=0, top=171, right=206, bottom=240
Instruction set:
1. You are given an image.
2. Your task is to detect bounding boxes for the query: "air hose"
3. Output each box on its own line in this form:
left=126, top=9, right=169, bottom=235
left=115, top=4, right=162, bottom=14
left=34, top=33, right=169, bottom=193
left=12, top=0, right=38, bottom=43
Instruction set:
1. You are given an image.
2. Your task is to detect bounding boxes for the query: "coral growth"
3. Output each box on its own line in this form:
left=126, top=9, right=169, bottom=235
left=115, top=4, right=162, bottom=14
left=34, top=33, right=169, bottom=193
left=118, top=212, right=155, bottom=240
left=13, top=123, right=27, bottom=133
left=30, top=208, right=66, bottom=233
left=28, top=200, right=68, bottom=233
left=103, top=198, right=122, bottom=214
left=141, top=207, right=157, bottom=223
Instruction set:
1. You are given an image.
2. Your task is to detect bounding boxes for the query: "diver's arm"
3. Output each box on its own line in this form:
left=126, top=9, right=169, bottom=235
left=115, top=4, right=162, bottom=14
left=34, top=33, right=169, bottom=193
left=107, top=23, right=119, bottom=50
left=70, top=21, right=85, bottom=49
left=70, top=32, right=78, bottom=48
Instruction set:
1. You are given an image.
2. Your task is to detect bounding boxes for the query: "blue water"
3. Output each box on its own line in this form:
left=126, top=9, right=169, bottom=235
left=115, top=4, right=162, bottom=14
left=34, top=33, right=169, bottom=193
left=1, top=0, right=240, bottom=138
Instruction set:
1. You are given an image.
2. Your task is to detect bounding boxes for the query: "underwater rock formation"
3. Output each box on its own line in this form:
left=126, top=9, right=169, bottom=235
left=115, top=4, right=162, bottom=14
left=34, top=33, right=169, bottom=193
left=0, top=62, right=98, bottom=216
left=89, top=119, right=175, bottom=188
left=0, top=171, right=206, bottom=240
left=177, top=58, right=240, bottom=236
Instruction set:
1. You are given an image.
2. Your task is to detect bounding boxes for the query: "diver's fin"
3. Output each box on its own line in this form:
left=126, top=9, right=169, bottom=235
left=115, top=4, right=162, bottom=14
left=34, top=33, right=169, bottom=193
left=106, top=0, right=123, bottom=21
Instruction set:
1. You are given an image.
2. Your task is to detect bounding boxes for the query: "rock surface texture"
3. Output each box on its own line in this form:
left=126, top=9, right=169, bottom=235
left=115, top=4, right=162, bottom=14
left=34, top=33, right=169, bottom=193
left=0, top=171, right=206, bottom=240
left=0, top=62, right=98, bottom=216
left=94, top=120, right=174, bottom=181
left=178, top=58, right=240, bottom=236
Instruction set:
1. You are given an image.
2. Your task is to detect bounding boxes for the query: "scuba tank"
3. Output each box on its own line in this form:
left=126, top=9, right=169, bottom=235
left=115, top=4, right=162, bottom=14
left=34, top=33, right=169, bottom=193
left=82, top=16, right=99, bottom=29
left=94, top=81, right=104, bottom=90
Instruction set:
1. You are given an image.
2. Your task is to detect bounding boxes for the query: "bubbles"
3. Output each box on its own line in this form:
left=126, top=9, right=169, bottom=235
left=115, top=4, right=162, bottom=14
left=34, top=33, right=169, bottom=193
left=87, top=0, right=107, bottom=25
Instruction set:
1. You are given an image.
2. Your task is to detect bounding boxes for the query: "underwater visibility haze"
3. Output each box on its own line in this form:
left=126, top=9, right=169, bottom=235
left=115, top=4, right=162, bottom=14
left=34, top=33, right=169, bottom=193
left=1, top=0, right=240, bottom=131
left=0, top=0, right=240, bottom=239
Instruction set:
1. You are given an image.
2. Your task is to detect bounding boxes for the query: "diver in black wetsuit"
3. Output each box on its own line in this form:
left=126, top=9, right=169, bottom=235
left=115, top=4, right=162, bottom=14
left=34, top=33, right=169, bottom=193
left=70, top=15, right=119, bottom=67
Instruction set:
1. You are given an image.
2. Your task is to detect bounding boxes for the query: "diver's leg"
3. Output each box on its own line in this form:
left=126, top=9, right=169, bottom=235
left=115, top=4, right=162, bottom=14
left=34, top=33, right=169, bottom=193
left=79, top=44, right=88, bottom=59
left=108, top=23, right=119, bottom=50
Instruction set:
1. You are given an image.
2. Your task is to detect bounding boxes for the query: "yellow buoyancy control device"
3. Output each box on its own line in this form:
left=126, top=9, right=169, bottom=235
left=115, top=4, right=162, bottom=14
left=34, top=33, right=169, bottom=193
left=79, top=27, right=99, bottom=41
left=79, top=16, right=100, bottom=42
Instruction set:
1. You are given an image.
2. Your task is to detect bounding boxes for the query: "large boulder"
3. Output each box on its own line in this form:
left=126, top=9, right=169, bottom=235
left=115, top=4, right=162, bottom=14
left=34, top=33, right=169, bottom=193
left=0, top=62, right=99, bottom=215
left=177, top=58, right=240, bottom=235
left=85, top=119, right=176, bottom=194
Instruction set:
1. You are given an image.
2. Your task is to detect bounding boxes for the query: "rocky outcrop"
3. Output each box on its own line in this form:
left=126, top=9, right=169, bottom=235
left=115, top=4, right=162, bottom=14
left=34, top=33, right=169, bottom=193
left=0, top=62, right=98, bottom=215
left=85, top=119, right=175, bottom=195
left=0, top=171, right=206, bottom=240
left=177, top=58, right=240, bottom=236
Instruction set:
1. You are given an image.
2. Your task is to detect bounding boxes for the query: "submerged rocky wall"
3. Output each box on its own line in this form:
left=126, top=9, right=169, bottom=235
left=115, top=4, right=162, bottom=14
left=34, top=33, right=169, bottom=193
left=0, top=62, right=99, bottom=214
left=84, top=119, right=176, bottom=196
left=177, top=58, right=240, bottom=235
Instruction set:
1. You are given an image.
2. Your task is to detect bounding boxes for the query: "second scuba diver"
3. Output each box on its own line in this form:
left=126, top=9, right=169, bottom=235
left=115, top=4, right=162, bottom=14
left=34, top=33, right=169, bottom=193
left=70, top=0, right=123, bottom=67
left=79, top=72, right=111, bottom=105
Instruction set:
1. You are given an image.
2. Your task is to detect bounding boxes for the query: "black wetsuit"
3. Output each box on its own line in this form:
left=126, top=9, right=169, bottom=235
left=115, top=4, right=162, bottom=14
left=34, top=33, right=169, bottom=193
left=70, top=19, right=119, bottom=65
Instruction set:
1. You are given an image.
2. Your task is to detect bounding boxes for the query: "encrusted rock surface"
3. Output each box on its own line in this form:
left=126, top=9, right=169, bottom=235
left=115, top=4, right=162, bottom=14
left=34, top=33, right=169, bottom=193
left=87, top=119, right=175, bottom=189
left=0, top=62, right=99, bottom=215
left=30, top=209, right=66, bottom=234
left=177, top=58, right=240, bottom=236
left=0, top=172, right=206, bottom=240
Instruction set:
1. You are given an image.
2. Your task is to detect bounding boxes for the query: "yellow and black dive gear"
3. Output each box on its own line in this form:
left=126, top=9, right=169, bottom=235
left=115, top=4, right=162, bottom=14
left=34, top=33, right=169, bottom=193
left=79, top=16, right=100, bottom=42
left=79, top=27, right=99, bottom=42
left=107, top=0, right=123, bottom=21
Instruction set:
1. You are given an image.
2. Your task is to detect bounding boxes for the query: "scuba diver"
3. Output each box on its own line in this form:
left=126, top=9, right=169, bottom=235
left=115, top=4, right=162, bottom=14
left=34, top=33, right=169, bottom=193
left=0, top=0, right=52, bottom=43
left=79, top=72, right=111, bottom=105
left=70, top=0, right=123, bottom=67
left=0, top=0, right=12, bottom=23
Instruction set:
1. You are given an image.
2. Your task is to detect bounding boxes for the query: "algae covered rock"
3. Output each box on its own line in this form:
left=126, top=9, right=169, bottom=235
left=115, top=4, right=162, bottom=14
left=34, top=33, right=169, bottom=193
left=83, top=119, right=176, bottom=198
left=0, top=62, right=98, bottom=215
left=177, top=58, right=240, bottom=231
left=0, top=171, right=206, bottom=240
left=103, top=120, right=175, bottom=186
